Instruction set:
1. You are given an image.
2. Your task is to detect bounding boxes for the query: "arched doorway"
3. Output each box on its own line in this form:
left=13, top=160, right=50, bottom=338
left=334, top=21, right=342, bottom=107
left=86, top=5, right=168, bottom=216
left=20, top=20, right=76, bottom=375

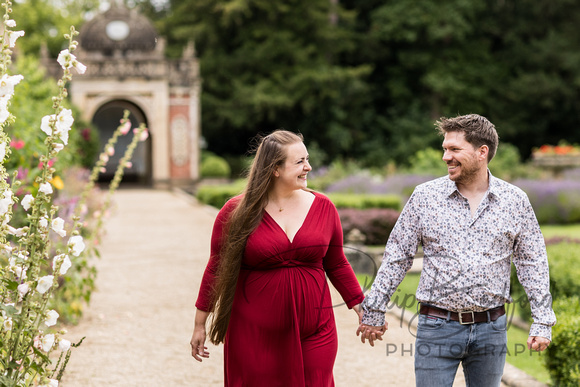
left=92, top=100, right=152, bottom=185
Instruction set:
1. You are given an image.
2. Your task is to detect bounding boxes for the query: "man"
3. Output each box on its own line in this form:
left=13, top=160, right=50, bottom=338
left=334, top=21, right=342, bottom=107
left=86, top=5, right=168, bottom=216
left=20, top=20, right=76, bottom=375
left=358, top=114, right=556, bottom=386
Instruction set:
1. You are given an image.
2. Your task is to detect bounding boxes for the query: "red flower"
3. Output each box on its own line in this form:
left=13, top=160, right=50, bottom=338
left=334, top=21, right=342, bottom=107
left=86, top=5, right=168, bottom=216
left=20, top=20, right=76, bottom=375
left=10, top=139, right=24, bottom=149
left=554, top=145, right=573, bottom=155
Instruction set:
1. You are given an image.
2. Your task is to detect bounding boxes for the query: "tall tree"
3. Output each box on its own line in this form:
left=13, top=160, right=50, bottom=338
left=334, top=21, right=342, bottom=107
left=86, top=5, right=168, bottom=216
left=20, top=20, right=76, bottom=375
left=156, top=0, right=373, bottom=165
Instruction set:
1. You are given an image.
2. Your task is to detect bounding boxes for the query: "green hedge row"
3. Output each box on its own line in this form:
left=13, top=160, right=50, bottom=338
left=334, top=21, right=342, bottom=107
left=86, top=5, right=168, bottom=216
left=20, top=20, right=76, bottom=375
left=195, top=183, right=402, bottom=211
left=195, top=181, right=245, bottom=208
left=510, top=242, right=580, bottom=322
left=545, top=296, right=580, bottom=386
left=326, top=193, right=401, bottom=210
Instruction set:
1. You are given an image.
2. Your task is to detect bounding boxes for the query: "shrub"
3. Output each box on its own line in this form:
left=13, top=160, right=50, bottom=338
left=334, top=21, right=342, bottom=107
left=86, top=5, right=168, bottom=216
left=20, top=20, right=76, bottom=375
left=196, top=180, right=245, bottom=208
left=404, top=147, right=447, bottom=176
left=544, top=296, right=580, bottom=387
left=546, top=243, right=580, bottom=301
left=327, top=193, right=401, bottom=210
left=510, top=242, right=580, bottom=323
left=338, top=208, right=400, bottom=246
left=307, top=159, right=362, bottom=191
left=200, top=155, right=231, bottom=178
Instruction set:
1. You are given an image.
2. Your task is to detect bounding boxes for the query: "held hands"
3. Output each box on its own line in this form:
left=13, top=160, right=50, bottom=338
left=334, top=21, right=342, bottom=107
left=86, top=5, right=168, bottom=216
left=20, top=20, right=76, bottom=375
left=190, top=325, right=210, bottom=362
left=356, top=322, right=388, bottom=347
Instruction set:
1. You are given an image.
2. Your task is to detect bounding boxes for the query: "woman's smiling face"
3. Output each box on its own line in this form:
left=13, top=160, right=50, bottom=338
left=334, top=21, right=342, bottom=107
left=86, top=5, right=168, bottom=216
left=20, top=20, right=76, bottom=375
left=275, top=141, right=312, bottom=190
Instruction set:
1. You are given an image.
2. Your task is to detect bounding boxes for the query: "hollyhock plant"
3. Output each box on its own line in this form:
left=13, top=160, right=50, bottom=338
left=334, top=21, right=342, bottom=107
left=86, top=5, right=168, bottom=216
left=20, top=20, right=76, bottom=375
left=0, top=7, right=149, bottom=384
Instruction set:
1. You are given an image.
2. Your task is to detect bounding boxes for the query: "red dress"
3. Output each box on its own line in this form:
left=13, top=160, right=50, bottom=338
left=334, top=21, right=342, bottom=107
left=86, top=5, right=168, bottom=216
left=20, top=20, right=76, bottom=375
left=196, top=192, right=364, bottom=386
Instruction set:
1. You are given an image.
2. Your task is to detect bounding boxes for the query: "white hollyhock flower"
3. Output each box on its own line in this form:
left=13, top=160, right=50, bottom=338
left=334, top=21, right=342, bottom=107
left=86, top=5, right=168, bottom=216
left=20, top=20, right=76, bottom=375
left=1, top=244, right=12, bottom=254
left=39, top=182, right=53, bottom=195
left=55, top=109, right=73, bottom=145
left=17, top=283, right=29, bottom=298
left=44, top=310, right=59, bottom=327
left=52, top=254, right=72, bottom=275
left=21, top=194, right=34, bottom=211
left=0, top=95, right=10, bottom=124
left=53, top=143, right=65, bottom=153
left=39, top=217, right=48, bottom=228
left=36, top=275, right=54, bottom=294
left=3, top=317, right=12, bottom=331
left=57, top=49, right=86, bottom=74
left=0, top=189, right=13, bottom=215
left=39, top=379, right=59, bottom=387
left=13, top=266, right=26, bottom=280
left=59, top=339, right=71, bottom=351
left=51, top=217, right=66, bottom=237
left=68, top=236, right=85, bottom=257
left=7, top=30, right=24, bottom=48
left=41, top=334, right=55, bottom=352
left=74, top=61, right=87, bottom=74
left=0, top=74, right=24, bottom=97
left=7, top=225, right=26, bottom=236
left=41, top=114, right=55, bottom=136
left=60, top=255, right=72, bottom=274
left=5, top=19, right=16, bottom=27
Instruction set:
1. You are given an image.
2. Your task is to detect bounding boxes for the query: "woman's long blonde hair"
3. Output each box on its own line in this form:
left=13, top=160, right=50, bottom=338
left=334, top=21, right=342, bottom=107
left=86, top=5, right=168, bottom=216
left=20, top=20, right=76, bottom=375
left=208, top=129, right=304, bottom=344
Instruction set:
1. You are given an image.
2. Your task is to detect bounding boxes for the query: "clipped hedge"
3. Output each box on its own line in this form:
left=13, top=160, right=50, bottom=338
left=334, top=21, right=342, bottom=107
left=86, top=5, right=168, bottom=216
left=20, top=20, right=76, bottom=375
left=327, top=193, right=401, bottom=210
left=545, top=296, right=580, bottom=387
left=195, top=180, right=245, bottom=208
left=338, top=208, right=400, bottom=246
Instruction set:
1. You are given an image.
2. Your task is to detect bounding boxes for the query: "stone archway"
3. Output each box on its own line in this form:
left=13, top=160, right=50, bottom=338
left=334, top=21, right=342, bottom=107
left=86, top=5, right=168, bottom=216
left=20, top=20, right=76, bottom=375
left=42, top=3, right=202, bottom=188
left=92, top=100, right=152, bottom=184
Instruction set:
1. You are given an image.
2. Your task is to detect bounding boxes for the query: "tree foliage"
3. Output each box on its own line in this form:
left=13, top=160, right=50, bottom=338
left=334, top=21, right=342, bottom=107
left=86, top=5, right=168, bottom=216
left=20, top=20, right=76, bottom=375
left=21, top=0, right=580, bottom=167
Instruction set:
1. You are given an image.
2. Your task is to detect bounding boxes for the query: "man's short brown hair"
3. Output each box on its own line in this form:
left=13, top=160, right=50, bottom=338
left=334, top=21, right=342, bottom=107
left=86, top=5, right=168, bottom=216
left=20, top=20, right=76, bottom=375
left=436, top=114, right=499, bottom=162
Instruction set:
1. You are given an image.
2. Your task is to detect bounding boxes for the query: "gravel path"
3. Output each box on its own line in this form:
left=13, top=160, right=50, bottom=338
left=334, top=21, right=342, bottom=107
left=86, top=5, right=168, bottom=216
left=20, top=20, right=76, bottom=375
left=60, top=188, right=469, bottom=386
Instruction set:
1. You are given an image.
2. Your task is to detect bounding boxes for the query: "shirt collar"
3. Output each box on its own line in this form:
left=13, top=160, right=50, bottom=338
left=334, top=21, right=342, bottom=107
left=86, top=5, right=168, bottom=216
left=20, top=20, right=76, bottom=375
left=444, top=169, right=500, bottom=199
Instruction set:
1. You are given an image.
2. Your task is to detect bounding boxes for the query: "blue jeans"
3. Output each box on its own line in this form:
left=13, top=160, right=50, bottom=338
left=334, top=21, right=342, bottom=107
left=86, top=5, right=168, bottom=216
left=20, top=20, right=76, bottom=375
left=414, top=313, right=507, bottom=387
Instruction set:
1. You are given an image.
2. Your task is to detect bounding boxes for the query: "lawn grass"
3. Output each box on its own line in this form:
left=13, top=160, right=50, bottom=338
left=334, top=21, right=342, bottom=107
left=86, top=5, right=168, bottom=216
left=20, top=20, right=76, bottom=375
left=541, top=223, right=580, bottom=239
left=357, top=273, right=550, bottom=384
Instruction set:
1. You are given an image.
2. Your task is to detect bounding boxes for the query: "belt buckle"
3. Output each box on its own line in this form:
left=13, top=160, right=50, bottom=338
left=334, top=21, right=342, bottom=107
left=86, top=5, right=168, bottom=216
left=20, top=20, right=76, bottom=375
left=458, top=311, right=475, bottom=325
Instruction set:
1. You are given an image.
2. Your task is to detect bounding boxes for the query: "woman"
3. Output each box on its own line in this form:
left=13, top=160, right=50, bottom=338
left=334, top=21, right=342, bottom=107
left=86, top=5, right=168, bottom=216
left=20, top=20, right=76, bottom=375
left=190, top=130, right=364, bottom=386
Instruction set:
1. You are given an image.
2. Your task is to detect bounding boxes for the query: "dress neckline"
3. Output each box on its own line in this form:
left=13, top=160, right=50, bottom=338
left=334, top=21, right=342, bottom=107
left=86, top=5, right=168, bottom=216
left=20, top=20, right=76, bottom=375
left=263, top=192, right=318, bottom=244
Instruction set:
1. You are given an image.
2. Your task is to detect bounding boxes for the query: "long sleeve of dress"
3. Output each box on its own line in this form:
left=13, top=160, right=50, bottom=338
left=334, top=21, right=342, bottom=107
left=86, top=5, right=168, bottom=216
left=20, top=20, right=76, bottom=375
left=321, top=196, right=365, bottom=309
left=195, top=197, right=240, bottom=312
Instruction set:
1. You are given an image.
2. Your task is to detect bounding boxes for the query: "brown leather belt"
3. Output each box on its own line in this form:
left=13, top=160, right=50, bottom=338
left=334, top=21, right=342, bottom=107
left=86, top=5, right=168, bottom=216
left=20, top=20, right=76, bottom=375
left=419, top=304, right=505, bottom=325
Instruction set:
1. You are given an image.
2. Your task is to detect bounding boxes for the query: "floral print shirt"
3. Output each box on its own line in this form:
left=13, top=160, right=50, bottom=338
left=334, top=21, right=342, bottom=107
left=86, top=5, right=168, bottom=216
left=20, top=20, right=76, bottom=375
left=361, top=171, right=556, bottom=340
